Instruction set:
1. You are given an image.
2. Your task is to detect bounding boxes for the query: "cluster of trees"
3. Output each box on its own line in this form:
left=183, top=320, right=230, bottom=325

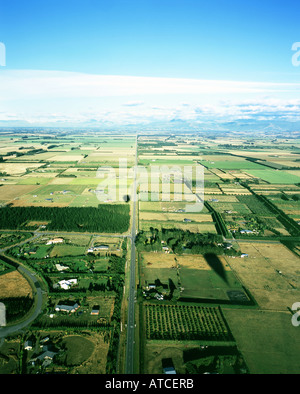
left=0, top=296, right=33, bottom=323
left=0, top=205, right=130, bottom=233
left=135, top=228, right=227, bottom=255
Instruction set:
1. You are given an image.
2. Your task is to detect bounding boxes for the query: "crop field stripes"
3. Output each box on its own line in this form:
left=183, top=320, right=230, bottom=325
left=145, top=304, right=233, bottom=341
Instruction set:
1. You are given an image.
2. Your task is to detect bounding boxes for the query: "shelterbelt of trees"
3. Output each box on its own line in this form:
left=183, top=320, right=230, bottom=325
left=135, top=228, right=239, bottom=255
left=0, top=205, right=130, bottom=233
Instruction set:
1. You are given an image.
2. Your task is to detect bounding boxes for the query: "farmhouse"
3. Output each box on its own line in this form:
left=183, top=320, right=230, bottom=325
left=94, top=245, right=109, bottom=251
left=240, top=230, right=253, bottom=234
left=55, top=301, right=80, bottom=313
left=55, top=263, right=70, bottom=272
left=55, top=279, right=77, bottom=290
left=87, top=245, right=109, bottom=253
left=46, top=237, right=64, bottom=245
left=36, top=350, right=57, bottom=366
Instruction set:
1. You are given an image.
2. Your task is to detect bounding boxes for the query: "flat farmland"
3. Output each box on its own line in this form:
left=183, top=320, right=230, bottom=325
left=139, top=211, right=213, bottom=223
left=139, top=192, right=197, bottom=203
left=198, top=159, right=263, bottom=170
left=17, top=176, right=54, bottom=185
left=209, top=201, right=252, bottom=215
left=140, top=252, right=247, bottom=302
left=46, top=154, right=84, bottom=162
left=222, top=309, right=300, bottom=374
left=228, top=241, right=300, bottom=310
left=11, top=152, right=57, bottom=161
left=0, top=270, right=33, bottom=298
left=11, top=184, right=87, bottom=207
left=60, top=234, right=92, bottom=246
left=69, top=194, right=101, bottom=207
left=139, top=158, right=196, bottom=166
left=0, top=162, right=43, bottom=176
left=206, top=195, right=239, bottom=202
left=140, top=252, right=179, bottom=287
left=245, top=169, right=300, bottom=184
left=177, top=254, right=246, bottom=302
left=218, top=185, right=252, bottom=195
left=139, top=200, right=210, bottom=213
left=203, top=187, right=223, bottom=195
left=0, top=184, right=41, bottom=202
left=139, top=154, right=200, bottom=162
left=268, top=196, right=300, bottom=218
left=50, top=244, right=86, bottom=257
left=270, top=160, right=300, bottom=168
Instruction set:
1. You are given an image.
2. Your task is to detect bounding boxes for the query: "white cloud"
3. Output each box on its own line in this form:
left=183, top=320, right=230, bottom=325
left=1, top=69, right=300, bottom=101
left=1, top=69, right=300, bottom=126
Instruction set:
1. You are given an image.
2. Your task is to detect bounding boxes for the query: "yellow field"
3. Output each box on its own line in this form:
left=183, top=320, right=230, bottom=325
left=140, top=252, right=231, bottom=271
left=0, top=162, right=42, bottom=175
left=228, top=242, right=300, bottom=310
left=139, top=211, right=213, bottom=222
left=0, top=184, right=40, bottom=201
left=49, top=155, right=84, bottom=162
left=176, top=254, right=231, bottom=270
left=0, top=270, right=33, bottom=298
left=141, top=252, right=177, bottom=269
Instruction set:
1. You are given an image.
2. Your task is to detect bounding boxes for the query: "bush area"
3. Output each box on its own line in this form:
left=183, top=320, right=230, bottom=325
left=0, top=296, right=33, bottom=323
left=135, top=228, right=239, bottom=256
left=0, top=205, right=130, bottom=233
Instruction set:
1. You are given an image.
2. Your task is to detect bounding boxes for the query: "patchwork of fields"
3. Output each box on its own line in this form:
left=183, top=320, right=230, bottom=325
left=1, top=132, right=300, bottom=375
left=136, top=134, right=300, bottom=375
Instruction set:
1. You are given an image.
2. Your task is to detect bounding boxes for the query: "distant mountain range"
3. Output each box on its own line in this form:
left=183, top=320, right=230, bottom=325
left=0, top=118, right=299, bottom=135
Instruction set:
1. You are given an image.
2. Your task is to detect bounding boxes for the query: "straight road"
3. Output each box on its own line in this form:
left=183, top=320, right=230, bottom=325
left=125, top=135, right=138, bottom=374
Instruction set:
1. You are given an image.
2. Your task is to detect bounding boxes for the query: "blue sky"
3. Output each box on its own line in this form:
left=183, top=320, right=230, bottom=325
left=0, top=0, right=300, bottom=126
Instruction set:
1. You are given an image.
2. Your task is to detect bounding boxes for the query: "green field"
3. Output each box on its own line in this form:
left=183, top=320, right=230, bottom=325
left=50, top=244, right=86, bottom=257
left=139, top=159, right=196, bottom=166
left=246, top=169, right=300, bottom=184
left=179, top=268, right=246, bottom=301
left=198, top=160, right=264, bottom=170
left=223, top=309, right=300, bottom=374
